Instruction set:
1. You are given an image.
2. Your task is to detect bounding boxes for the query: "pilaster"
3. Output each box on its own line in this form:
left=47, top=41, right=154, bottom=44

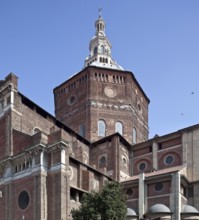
left=170, top=172, right=181, bottom=220
left=139, top=173, right=145, bottom=219
left=152, top=141, right=158, bottom=170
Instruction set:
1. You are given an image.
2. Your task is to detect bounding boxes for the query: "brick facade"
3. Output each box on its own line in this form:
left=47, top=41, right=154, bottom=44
left=54, top=66, right=149, bottom=144
left=1, top=15, right=199, bottom=220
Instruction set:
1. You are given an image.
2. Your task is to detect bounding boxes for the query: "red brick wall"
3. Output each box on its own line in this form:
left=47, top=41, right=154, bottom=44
left=148, top=196, right=170, bottom=209
left=13, top=93, right=55, bottom=136
left=127, top=200, right=139, bottom=213
left=13, top=176, right=34, bottom=219
left=132, top=154, right=153, bottom=175
left=0, top=115, right=8, bottom=159
left=158, top=147, right=182, bottom=169
left=159, top=137, right=181, bottom=149
left=54, top=67, right=149, bottom=143
left=133, top=145, right=152, bottom=157
left=52, top=150, right=61, bottom=165
left=13, top=129, right=32, bottom=154
left=147, top=181, right=171, bottom=197
left=82, top=170, right=89, bottom=191
left=125, top=186, right=139, bottom=199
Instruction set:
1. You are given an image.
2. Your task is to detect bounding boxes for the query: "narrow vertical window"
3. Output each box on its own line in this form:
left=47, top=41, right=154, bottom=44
left=79, top=124, right=85, bottom=138
left=98, top=120, right=106, bottom=137
left=101, top=45, right=105, bottom=54
left=133, top=127, right=137, bottom=144
left=94, top=46, right=98, bottom=55
left=115, top=122, right=123, bottom=135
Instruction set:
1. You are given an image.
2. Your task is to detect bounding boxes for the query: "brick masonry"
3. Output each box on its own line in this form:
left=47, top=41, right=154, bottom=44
left=0, top=69, right=199, bottom=220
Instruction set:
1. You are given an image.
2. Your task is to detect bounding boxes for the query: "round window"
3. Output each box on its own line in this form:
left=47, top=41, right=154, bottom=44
left=126, top=188, right=133, bottom=196
left=155, top=182, right=163, bottom=191
left=139, top=162, right=146, bottom=171
left=67, top=95, right=76, bottom=105
left=18, top=191, right=30, bottom=210
left=165, top=155, right=174, bottom=165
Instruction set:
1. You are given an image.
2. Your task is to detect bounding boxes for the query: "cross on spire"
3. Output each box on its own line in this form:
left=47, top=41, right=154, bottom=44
left=98, top=8, right=102, bottom=17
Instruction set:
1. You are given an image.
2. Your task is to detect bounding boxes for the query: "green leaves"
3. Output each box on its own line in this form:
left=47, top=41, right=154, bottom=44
left=71, top=181, right=127, bottom=220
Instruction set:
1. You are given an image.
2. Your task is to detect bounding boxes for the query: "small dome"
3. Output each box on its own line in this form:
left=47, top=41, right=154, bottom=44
left=182, top=205, right=199, bottom=214
left=127, top=208, right=137, bottom=216
left=148, top=204, right=171, bottom=214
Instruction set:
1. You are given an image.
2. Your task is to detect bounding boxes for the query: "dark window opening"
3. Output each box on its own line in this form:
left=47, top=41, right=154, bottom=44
left=155, top=182, right=163, bottom=192
left=18, top=191, right=30, bottom=210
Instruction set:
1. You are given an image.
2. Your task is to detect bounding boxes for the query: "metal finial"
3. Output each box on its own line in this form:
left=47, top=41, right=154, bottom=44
left=98, top=8, right=102, bottom=17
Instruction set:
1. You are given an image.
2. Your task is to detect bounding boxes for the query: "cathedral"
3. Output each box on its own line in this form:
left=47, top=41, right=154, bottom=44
left=0, top=14, right=199, bottom=220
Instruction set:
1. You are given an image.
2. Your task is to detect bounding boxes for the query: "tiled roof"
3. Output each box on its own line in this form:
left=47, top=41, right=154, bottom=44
left=121, top=165, right=186, bottom=183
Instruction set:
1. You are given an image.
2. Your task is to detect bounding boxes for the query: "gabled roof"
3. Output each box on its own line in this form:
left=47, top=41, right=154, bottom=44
left=121, top=165, right=186, bottom=183
left=91, top=132, right=132, bottom=149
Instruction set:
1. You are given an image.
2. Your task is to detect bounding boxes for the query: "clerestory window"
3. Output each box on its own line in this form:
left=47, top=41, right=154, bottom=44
left=115, top=121, right=123, bottom=135
left=98, top=119, right=106, bottom=137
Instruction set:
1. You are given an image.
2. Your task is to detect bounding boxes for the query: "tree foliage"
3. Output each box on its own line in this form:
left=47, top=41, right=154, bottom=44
left=71, top=181, right=127, bottom=220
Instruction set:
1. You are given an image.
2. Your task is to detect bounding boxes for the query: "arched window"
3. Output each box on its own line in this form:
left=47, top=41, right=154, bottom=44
left=99, top=155, right=106, bottom=167
left=33, top=127, right=41, bottom=134
left=115, top=122, right=123, bottom=135
left=101, top=45, right=105, bottom=54
left=98, top=120, right=106, bottom=137
left=133, top=127, right=137, bottom=144
left=94, top=47, right=98, bottom=55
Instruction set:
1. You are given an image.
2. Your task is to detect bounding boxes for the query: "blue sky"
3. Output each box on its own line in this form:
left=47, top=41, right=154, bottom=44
left=0, top=1, right=199, bottom=138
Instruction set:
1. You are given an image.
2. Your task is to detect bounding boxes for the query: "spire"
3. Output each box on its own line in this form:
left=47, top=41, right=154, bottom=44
left=95, top=8, right=105, bottom=36
left=84, top=11, right=123, bottom=70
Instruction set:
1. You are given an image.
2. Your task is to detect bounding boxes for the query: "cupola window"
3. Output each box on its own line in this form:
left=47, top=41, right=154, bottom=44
left=94, top=47, right=98, bottom=55
left=98, top=119, right=106, bottom=137
left=115, top=121, right=123, bottom=135
left=101, top=45, right=105, bottom=54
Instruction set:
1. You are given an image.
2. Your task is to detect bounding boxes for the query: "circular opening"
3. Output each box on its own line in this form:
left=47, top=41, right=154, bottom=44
left=139, top=162, right=146, bottom=171
left=67, top=96, right=76, bottom=105
left=155, top=182, right=163, bottom=191
left=126, top=188, right=133, bottom=196
left=165, top=155, right=174, bottom=165
left=18, top=191, right=30, bottom=210
left=70, top=96, right=75, bottom=104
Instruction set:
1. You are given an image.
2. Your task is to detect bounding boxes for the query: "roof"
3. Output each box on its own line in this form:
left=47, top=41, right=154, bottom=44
left=91, top=132, right=132, bottom=149
left=126, top=208, right=137, bottom=216
left=182, top=205, right=199, bottom=214
left=148, top=204, right=171, bottom=214
left=53, top=66, right=150, bottom=103
left=89, top=60, right=124, bottom=71
left=121, top=165, right=186, bottom=183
